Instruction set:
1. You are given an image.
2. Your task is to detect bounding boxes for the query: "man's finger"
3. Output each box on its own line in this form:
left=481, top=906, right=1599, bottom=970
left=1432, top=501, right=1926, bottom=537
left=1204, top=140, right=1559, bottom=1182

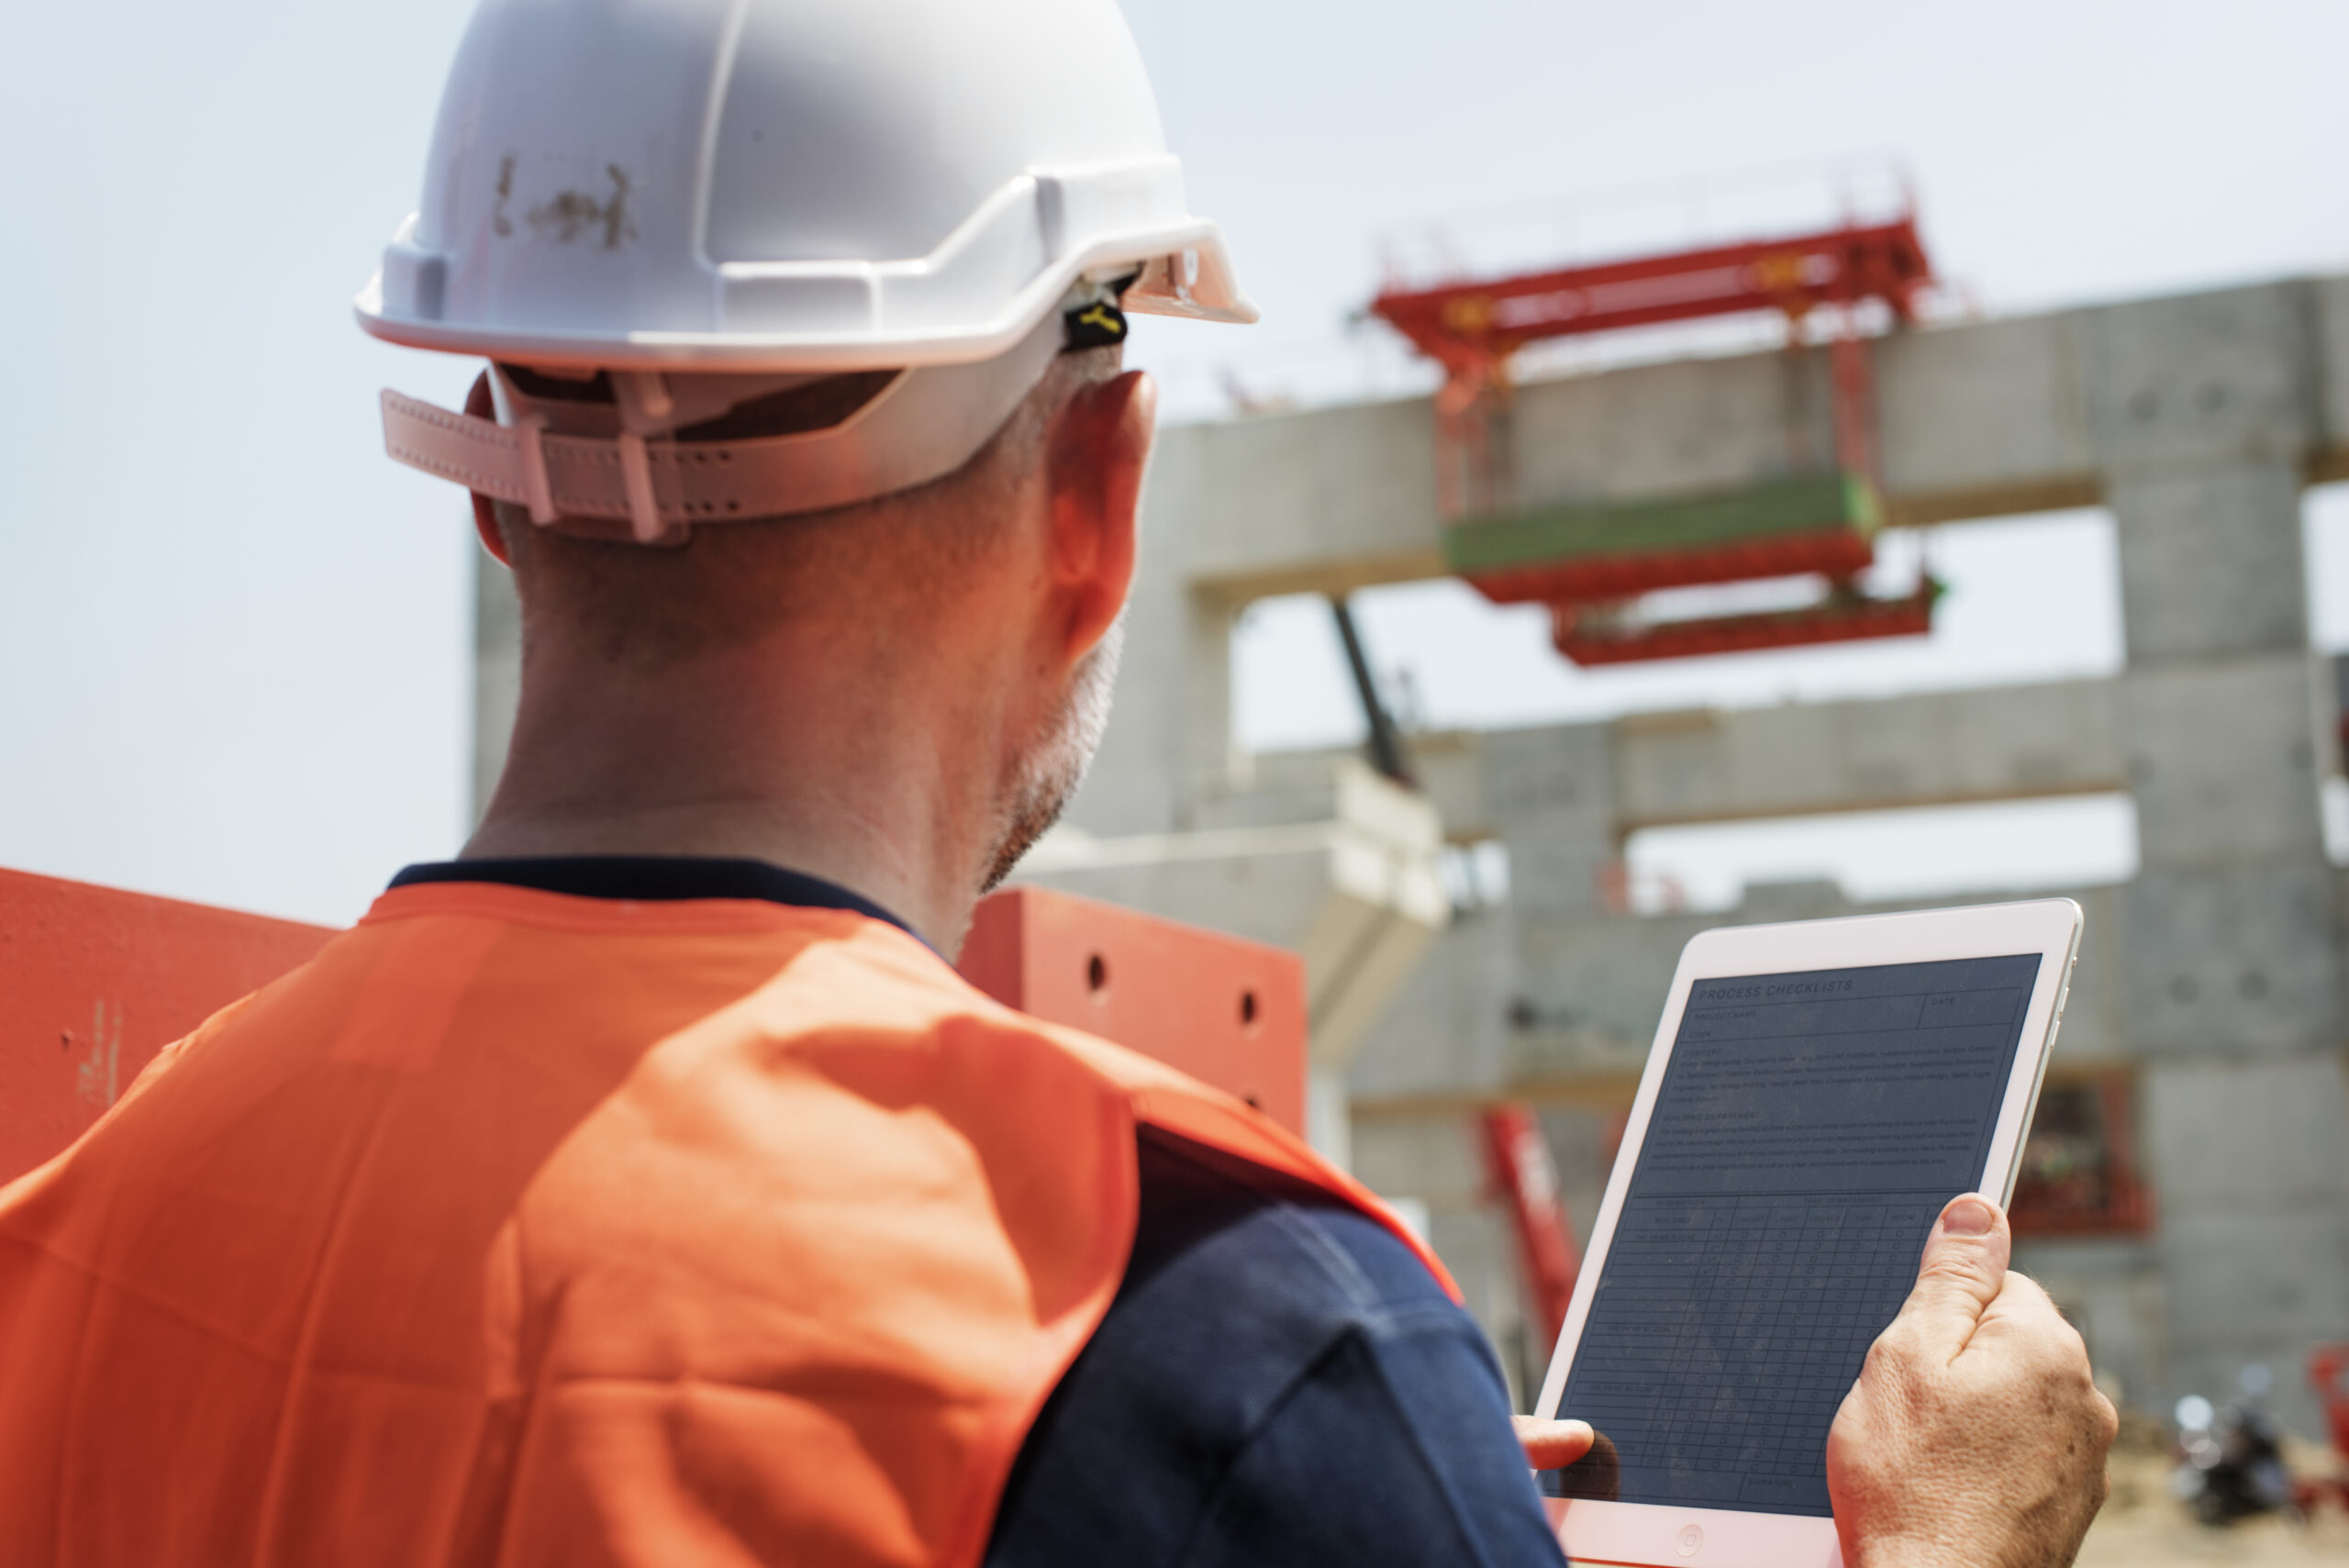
left=1512, top=1416, right=1595, bottom=1470
left=1892, top=1195, right=2011, bottom=1355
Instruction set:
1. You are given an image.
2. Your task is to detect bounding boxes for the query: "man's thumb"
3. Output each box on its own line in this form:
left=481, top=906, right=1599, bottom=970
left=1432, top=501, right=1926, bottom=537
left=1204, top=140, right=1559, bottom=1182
left=1896, top=1195, right=2011, bottom=1350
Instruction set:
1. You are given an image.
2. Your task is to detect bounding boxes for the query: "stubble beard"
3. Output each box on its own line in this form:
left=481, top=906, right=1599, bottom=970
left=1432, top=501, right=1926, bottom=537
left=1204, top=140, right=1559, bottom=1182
left=978, top=612, right=1126, bottom=895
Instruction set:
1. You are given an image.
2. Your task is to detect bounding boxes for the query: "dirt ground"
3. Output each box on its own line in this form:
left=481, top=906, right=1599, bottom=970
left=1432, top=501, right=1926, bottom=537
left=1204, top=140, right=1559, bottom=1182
left=2073, top=1438, right=2349, bottom=1567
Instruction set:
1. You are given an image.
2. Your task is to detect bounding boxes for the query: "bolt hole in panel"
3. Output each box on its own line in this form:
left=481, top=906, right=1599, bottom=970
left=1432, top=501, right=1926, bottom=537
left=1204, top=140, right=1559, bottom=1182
left=0, top=868, right=333, bottom=1183
left=957, top=886, right=1308, bottom=1138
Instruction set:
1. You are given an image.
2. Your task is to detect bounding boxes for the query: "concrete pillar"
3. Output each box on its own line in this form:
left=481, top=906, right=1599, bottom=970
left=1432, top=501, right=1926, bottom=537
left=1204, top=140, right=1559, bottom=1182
left=2087, top=282, right=2349, bottom=1436
left=1349, top=910, right=1520, bottom=1106
left=1484, top=722, right=1620, bottom=924
left=1306, top=1069, right=1353, bottom=1170
left=1063, top=427, right=1237, bottom=838
left=2143, top=1055, right=2349, bottom=1431
left=2109, top=462, right=2310, bottom=662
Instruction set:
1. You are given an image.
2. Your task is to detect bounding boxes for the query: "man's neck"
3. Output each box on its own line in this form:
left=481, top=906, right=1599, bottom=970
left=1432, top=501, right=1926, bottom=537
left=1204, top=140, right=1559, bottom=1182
left=462, top=638, right=1014, bottom=954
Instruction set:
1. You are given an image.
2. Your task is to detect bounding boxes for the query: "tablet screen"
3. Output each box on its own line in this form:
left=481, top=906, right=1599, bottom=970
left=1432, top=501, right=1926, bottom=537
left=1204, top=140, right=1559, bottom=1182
left=1548, top=952, right=2043, bottom=1517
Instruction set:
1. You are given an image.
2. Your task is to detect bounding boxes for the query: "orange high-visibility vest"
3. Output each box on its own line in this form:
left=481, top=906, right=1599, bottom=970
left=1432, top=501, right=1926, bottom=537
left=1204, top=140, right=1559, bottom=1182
left=0, top=882, right=1453, bottom=1568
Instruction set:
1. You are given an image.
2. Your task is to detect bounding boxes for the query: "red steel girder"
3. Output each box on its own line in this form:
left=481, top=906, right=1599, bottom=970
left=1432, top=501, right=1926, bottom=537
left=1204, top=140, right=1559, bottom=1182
left=1465, top=526, right=1877, bottom=607
left=1553, top=579, right=1940, bottom=666
left=1477, top=1104, right=1581, bottom=1348
left=1370, top=217, right=1934, bottom=373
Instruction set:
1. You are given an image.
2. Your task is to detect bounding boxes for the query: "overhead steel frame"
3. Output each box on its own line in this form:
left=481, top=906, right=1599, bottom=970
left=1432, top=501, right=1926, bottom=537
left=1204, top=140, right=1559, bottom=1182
left=1370, top=217, right=1945, bottom=662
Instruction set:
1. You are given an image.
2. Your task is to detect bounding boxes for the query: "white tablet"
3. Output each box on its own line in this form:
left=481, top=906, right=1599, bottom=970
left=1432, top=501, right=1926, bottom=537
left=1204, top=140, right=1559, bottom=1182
left=1531, top=898, right=2083, bottom=1568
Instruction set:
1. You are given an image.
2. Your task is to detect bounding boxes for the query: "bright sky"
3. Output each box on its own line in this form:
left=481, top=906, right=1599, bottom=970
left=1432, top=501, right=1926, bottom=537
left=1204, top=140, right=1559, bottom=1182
left=5, top=0, right=2349, bottom=926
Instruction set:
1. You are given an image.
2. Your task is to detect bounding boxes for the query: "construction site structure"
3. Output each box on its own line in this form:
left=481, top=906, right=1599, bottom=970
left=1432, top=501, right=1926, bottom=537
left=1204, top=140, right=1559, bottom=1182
left=477, top=271, right=2349, bottom=1441
left=1370, top=217, right=1941, bottom=664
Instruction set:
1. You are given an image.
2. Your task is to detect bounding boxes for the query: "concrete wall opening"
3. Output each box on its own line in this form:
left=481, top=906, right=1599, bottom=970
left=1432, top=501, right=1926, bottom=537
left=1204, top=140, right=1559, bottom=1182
left=1622, top=793, right=2141, bottom=914
left=2299, top=480, right=2349, bottom=651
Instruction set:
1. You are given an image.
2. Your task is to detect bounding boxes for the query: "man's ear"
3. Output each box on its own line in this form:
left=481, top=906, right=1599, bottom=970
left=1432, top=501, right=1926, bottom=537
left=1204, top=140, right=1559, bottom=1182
left=464, top=370, right=514, bottom=567
left=1046, top=369, right=1155, bottom=662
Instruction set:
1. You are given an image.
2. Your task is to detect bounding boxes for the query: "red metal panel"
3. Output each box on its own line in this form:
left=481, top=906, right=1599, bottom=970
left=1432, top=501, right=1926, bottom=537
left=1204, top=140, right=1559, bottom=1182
left=2310, top=1345, right=2349, bottom=1470
left=0, top=868, right=333, bottom=1183
left=958, top=886, right=1308, bottom=1138
left=0, top=873, right=1309, bottom=1177
left=1466, top=528, right=1877, bottom=607
left=1553, top=581, right=1940, bottom=666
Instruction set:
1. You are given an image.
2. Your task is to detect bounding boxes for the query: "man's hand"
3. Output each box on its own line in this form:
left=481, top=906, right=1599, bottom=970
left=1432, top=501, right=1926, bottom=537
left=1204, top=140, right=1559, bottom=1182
left=1828, top=1195, right=2117, bottom=1568
left=1510, top=1415, right=1594, bottom=1471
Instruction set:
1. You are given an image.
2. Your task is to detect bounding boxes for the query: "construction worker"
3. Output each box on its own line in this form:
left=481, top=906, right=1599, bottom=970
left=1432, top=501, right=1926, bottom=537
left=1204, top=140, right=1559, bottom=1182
left=0, top=2, right=2114, bottom=1564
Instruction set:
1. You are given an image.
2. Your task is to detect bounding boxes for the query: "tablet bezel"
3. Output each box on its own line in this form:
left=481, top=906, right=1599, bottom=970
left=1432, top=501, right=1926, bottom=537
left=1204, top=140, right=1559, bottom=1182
left=1531, top=897, right=2084, bottom=1568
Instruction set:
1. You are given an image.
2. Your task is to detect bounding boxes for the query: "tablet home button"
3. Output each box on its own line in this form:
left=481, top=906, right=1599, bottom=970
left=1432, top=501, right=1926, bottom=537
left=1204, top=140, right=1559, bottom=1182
left=1675, top=1522, right=1704, bottom=1557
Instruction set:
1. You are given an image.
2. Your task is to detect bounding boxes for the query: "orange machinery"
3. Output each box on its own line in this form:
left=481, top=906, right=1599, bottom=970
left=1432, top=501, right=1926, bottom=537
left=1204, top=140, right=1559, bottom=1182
left=0, top=868, right=1308, bottom=1182
left=1369, top=216, right=1944, bottom=665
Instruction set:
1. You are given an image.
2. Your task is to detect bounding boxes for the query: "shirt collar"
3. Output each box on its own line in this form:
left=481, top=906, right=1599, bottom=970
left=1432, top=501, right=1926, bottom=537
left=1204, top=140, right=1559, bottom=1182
left=387, top=856, right=926, bottom=948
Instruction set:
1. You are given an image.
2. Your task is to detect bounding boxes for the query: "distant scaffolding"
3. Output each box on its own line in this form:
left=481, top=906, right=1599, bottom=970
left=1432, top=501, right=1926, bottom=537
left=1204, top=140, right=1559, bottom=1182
left=1370, top=216, right=1943, bottom=664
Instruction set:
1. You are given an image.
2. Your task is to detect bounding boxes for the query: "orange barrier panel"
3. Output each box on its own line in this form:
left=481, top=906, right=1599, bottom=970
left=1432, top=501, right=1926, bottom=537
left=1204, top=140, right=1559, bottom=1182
left=959, top=885, right=1308, bottom=1137
left=0, top=868, right=333, bottom=1183
left=0, top=871, right=1308, bottom=1180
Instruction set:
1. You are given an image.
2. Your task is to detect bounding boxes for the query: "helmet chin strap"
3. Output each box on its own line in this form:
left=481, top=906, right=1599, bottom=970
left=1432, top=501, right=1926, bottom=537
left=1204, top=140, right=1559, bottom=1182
left=380, top=281, right=1108, bottom=546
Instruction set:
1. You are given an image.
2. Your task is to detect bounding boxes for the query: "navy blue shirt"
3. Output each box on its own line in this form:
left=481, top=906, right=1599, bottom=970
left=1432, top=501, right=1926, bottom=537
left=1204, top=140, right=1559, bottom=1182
left=989, top=1126, right=1565, bottom=1567
left=392, top=858, right=1566, bottom=1567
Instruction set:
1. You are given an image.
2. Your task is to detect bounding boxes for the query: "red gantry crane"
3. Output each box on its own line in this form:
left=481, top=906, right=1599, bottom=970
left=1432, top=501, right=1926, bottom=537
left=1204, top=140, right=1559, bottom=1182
left=1370, top=213, right=1944, bottom=664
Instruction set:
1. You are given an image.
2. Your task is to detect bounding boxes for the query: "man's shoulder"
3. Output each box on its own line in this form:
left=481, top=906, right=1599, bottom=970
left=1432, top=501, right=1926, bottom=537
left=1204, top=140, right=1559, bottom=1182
left=985, top=1126, right=1506, bottom=1566
left=1122, top=1128, right=1457, bottom=1332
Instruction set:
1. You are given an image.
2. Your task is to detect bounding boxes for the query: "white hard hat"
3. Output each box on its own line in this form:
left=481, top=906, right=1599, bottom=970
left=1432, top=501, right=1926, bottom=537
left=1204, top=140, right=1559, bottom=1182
left=358, top=0, right=1255, bottom=544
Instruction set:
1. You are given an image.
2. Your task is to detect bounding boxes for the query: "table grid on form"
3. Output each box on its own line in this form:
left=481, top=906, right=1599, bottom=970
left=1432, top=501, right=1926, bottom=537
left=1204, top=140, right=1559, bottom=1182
left=1569, top=1195, right=1938, bottom=1507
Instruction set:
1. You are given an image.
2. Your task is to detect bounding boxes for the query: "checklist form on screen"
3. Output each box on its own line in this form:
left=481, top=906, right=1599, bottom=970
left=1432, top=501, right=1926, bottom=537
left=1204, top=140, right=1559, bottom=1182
left=1549, top=953, right=2043, bottom=1517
